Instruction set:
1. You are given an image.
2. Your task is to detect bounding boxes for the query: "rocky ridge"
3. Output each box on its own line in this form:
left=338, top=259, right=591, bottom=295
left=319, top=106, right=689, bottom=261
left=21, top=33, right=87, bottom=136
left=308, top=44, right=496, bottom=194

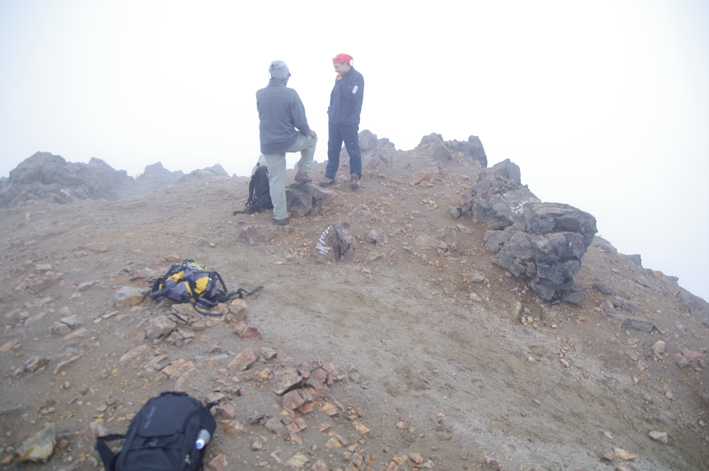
left=0, top=132, right=708, bottom=471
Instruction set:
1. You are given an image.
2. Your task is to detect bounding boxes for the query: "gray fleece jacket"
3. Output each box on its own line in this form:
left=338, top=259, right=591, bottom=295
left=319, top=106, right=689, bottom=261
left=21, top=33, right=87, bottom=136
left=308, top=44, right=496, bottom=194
left=256, top=78, right=312, bottom=154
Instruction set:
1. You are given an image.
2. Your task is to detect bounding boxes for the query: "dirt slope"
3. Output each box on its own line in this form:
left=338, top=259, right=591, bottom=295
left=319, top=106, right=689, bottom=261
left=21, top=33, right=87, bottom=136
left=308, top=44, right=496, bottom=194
left=1, top=147, right=708, bottom=471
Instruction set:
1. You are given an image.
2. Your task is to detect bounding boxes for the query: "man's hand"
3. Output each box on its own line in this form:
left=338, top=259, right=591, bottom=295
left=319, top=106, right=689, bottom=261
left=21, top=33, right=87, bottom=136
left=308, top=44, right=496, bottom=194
left=335, top=74, right=342, bottom=82
left=310, top=130, right=317, bottom=138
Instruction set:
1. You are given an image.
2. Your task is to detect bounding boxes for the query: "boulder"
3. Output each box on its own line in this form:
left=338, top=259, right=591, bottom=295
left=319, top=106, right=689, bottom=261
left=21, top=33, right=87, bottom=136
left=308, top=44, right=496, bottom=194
left=480, top=185, right=597, bottom=303
left=313, top=222, right=354, bottom=264
left=456, top=159, right=532, bottom=218
left=523, top=202, right=598, bottom=247
left=286, top=183, right=336, bottom=217
left=474, top=188, right=540, bottom=230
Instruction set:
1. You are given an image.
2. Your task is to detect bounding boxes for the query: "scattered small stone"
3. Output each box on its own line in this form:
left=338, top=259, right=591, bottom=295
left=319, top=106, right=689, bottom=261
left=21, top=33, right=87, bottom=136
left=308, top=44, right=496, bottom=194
left=145, top=315, right=176, bottom=341
left=272, top=367, right=303, bottom=395
left=228, top=348, right=258, bottom=372
left=251, top=440, right=263, bottom=451
left=75, top=281, right=96, bottom=292
left=264, top=417, right=284, bottom=434
left=234, top=323, right=261, bottom=341
left=225, top=420, right=245, bottom=434
left=119, top=345, right=150, bottom=365
left=113, top=286, right=148, bottom=308
left=53, top=347, right=83, bottom=374
left=353, top=422, right=370, bottom=435
left=677, top=344, right=702, bottom=360
left=0, top=340, right=19, bottom=352
left=322, top=362, right=347, bottom=382
left=613, top=447, right=636, bottom=461
left=282, top=389, right=307, bottom=411
left=51, top=322, right=72, bottom=336
left=484, top=456, right=500, bottom=470
left=209, top=453, right=228, bottom=471
left=409, top=452, right=424, bottom=464
left=320, top=402, right=341, bottom=417
left=16, top=424, right=56, bottom=462
left=309, top=459, right=328, bottom=471
left=62, top=327, right=87, bottom=341
left=270, top=445, right=287, bottom=464
left=648, top=430, right=668, bottom=444
left=652, top=340, right=665, bottom=355
left=325, top=437, right=343, bottom=449
left=227, top=299, right=248, bottom=322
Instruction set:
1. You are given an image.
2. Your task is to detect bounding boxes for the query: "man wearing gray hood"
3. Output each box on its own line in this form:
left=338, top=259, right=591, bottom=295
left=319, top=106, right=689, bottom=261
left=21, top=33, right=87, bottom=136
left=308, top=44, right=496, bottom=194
left=256, top=60, right=317, bottom=225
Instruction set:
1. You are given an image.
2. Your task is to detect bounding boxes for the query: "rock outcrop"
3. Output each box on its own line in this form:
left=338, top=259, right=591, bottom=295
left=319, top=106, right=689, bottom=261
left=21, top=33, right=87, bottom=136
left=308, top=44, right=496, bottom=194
left=453, top=159, right=597, bottom=304
left=339, top=129, right=401, bottom=172
left=484, top=202, right=597, bottom=303
left=286, top=183, right=337, bottom=217
left=0, top=153, right=230, bottom=208
left=0, top=152, right=133, bottom=208
left=415, top=133, right=488, bottom=167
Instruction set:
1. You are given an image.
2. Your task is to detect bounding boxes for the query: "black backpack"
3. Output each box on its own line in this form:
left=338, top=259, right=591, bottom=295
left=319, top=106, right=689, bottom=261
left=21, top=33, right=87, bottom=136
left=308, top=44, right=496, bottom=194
left=234, top=164, right=272, bottom=215
left=149, top=259, right=262, bottom=316
left=95, top=391, right=217, bottom=471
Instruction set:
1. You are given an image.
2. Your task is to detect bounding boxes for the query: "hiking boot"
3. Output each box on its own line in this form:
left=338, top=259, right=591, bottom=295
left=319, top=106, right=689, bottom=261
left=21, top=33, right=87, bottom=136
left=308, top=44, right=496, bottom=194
left=319, top=178, right=335, bottom=187
left=271, top=215, right=289, bottom=226
left=294, top=171, right=312, bottom=183
left=350, top=174, right=360, bottom=189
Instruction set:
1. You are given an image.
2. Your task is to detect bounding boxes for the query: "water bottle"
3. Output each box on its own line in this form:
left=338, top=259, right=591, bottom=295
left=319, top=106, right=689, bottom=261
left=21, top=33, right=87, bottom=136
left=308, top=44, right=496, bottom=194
left=195, top=429, right=211, bottom=450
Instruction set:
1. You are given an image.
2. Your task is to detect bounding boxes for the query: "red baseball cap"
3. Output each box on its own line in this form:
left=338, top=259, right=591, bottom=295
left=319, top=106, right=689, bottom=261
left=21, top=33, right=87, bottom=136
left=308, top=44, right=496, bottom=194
left=333, top=53, right=353, bottom=64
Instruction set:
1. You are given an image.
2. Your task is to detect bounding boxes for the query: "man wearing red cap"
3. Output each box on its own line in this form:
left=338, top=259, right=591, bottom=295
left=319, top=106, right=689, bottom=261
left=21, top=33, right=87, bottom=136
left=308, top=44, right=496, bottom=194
left=320, top=53, right=365, bottom=189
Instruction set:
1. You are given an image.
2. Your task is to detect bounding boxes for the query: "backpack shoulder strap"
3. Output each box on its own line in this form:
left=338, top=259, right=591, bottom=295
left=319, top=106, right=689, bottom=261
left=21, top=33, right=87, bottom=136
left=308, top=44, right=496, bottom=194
left=94, top=434, right=124, bottom=471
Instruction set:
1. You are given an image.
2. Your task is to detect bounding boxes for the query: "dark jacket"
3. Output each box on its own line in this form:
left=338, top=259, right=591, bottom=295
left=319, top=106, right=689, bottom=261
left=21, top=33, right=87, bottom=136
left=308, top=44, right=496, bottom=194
left=256, top=78, right=312, bottom=154
left=328, top=67, right=364, bottom=126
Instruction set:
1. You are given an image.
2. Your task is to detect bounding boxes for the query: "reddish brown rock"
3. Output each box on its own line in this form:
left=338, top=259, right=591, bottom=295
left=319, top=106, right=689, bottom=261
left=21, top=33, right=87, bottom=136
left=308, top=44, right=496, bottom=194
left=233, top=321, right=261, bottom=339
left=119, top=345, right=150, bottom=365
left=677, top=344, right=702, bottom=360
left=174, top=366, right=198, bottom=390
left=272, top=367, right=303, bottom=395
left=113, top=286, right=148, bottom=308
left=225, top=420, right=245, bottom=434
left=322, top=362, right=347, bottom=382
left=264, top=417, right=284, bottom=434
left=228, top=348, right=258, bottom=372
left=62, top=327, right=87, bottom=341
left=227, top=299, right=248, bottom=322
left=214, top=403, right=237, bottom=419
left=145, top=315, right=176, bottom=341
left=209, top=454, right=228, bottom=471
left=53, top=347, right=83, bottom=374
left=282, top=389, right=307, bottom=410
left=311, top=368, right=329, bottom=384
